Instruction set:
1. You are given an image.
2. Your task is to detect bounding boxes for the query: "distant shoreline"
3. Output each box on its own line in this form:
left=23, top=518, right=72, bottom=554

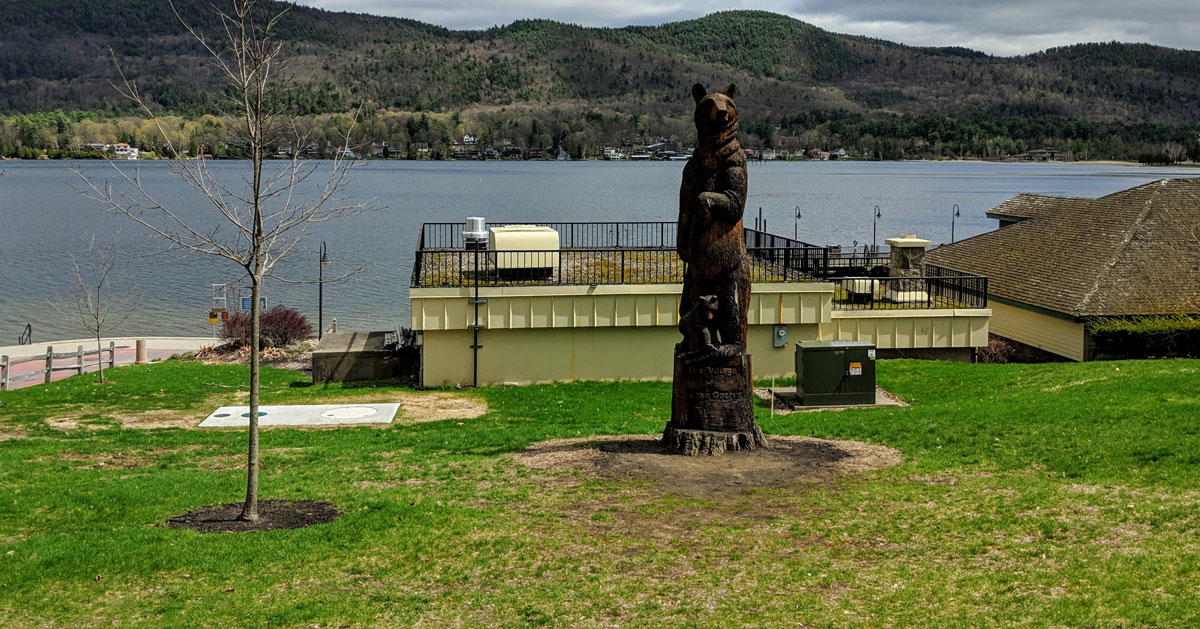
left=3, top=156, right=1190, bottom=168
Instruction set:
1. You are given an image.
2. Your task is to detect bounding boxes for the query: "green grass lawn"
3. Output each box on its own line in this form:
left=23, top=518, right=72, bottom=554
left=1, top=359, right=1198, bottom=627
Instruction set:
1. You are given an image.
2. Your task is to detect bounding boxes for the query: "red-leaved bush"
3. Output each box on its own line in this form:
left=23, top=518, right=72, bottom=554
left=219, top=305, right=314, bottom=348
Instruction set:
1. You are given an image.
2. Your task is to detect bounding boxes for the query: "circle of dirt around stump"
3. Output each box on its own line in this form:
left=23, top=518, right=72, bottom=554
left=165, top=499, right=340, bottom=533
left=514, top=435, right=901, bottom=499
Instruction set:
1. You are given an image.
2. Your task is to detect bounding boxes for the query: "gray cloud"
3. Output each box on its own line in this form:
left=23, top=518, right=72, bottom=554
left=296, top=0, right=1200, bottom=55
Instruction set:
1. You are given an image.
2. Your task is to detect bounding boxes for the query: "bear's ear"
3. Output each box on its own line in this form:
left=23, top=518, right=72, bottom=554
left=691, top=83, right=707, bottom=104
left=723, top=83, right=738, bottom=99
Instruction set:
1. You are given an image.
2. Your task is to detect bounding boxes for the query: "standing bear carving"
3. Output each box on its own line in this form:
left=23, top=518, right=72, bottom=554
left=677, top=82, right=750, bottom=353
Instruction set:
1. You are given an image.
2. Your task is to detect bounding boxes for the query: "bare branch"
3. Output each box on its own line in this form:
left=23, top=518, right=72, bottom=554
left=74, top=0, right=381, bottom=522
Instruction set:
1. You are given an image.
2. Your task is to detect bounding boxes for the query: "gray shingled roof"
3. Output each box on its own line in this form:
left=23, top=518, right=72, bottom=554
left=926, top=178, right=1200, bottom=318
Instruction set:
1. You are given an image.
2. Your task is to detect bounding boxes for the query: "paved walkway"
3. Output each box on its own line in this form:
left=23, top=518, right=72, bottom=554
left=0, top=336, right=216, bottom=391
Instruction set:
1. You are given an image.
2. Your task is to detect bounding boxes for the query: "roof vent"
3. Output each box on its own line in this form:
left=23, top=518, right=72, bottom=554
left=464, top=216, right=488, bottom=249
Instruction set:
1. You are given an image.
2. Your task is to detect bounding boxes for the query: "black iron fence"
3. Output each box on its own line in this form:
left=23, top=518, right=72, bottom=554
left=420, top=221, right=679, bottom=250
left=744, top=227, right=821, bottom=250
left=825, top=250, right=892, bottom=276
left=411, top=222, right=987, bottom=310
left=831, top=272, right=988, bottom=310
left=426, top=222, right=823, bottom=252
left=925, top=264, right=990, bottom=308
left=412, top=246, right=826, bottom=288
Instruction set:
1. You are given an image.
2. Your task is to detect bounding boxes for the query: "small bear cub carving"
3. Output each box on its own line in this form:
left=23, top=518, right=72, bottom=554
left=678, top=294, right=720, bottom=360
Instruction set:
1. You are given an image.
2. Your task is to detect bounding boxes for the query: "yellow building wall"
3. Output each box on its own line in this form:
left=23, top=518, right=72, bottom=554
left=988, top=300, right=1085, bottom=361
left=412, top=283, right=991, bottom=386
left=411, top=283, right=832, bottom=332
left=420, top=323, right=822, bottom=386
left=821, top=309, right=991, bottom=349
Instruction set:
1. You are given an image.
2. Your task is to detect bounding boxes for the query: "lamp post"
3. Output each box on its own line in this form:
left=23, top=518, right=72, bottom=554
left=951, top=204, right=961, bottom=243
left=318, top=241, right=329, bottom=340
left=794, top=205, right=802, bottom=241
left=872, top=205, right=882, bottom=251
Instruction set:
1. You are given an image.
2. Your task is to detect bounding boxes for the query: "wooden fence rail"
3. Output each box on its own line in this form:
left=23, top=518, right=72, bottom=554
left=1, top=342, right=116, bottom=391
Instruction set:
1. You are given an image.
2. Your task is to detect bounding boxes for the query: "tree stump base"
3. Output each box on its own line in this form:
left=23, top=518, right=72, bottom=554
left=664, top=348, right=768, bottom=456
left=661, top=423, right=768, bottom=456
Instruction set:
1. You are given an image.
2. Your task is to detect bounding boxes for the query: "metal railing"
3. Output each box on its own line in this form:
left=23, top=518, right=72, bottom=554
left=831, top=272, right=988, bottom=310
left=18, top=324, right=32, bottom=345
left=824, top=250, right=892, bottom=276
left=420, top=221, right=679, bottom=250
left=424, top=222, right=824, bottom=252
left=412, top=246, right=827, bottom=288
left=925, top=264, right=990, bottom=308
left=410, top=222, right=987, bottom=311
left=743, top=227, right=822, bottom=250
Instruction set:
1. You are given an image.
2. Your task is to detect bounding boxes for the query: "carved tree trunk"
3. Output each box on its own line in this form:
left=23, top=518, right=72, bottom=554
left=664, top=351, right=767, bottom=455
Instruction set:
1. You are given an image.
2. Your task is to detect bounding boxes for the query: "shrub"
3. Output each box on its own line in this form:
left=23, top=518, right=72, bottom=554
left=219, top=311, right=252, bottom=347
left=975, top=335, right=1014, bottom=364
left=219, top=305, right=314, bottom=348
left=261, top=305, right=315, bottom=346
left=1087, top=315, right=1200, bottom=359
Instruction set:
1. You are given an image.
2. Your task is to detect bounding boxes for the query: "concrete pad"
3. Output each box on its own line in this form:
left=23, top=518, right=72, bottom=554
left=754, top=386, right=908, bottom=414
left=199, top=403, right=399, bottom=428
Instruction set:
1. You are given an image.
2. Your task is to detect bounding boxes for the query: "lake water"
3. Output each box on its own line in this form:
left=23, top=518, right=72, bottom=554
left=1, top=159, right=1196, bottom=342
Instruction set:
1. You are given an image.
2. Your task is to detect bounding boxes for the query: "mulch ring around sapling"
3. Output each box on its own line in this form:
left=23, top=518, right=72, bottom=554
left=165, top=499, right=340, bottom=533
left=514, top=434, right=901, bottom=500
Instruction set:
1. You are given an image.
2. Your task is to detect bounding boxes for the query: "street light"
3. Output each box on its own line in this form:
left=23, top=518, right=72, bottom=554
left=872, top=205, right=882, bottom=251
left=951, top=204, right=961, bottom=243
left=794, top=205, right=802, bottom=241
left=318, top=241, right=330, bottom=340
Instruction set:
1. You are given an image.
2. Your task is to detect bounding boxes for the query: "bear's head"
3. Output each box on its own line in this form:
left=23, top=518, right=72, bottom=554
left=691, top=83, right=739, bottom=139
left=696, top=294, right=719, bottom=319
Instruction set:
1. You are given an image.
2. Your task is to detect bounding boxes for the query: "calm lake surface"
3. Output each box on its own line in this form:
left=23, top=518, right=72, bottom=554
left=1, top=159, right=1196, bottom=342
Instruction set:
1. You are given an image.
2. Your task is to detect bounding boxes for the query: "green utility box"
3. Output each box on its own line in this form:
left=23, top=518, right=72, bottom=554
left=795, top=340, right=877, bottom=405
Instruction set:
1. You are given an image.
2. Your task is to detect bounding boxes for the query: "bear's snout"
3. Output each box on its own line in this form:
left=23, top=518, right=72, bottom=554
left=708, top=100, right=728, bottom=120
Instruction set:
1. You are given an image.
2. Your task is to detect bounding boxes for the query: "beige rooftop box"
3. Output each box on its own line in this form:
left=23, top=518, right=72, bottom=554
left=488, top=225, right=560, bottom=273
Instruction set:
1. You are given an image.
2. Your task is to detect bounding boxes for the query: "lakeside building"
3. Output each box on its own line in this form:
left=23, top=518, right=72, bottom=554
left=925, top=178, right=1200, bottom=361
left=409, top=221, right=991, bottom=386
left=112, top=143, right=139, bottom=160
left=83, top=142, right=140, bottom=159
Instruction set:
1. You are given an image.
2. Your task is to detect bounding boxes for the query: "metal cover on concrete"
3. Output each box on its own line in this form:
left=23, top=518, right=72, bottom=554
left=199, top=404, right=399, bottom=428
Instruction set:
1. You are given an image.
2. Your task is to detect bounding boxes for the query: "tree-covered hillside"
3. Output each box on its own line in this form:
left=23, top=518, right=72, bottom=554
left=3, top=2, right=1200, bottom=123
left=2, top=2, right=1199, bottom=162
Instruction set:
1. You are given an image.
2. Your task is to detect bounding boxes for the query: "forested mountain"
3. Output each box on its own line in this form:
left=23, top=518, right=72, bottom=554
left=1, top=1, right=1198, bottom=161
left=2, top=1, right=1199, bottom=122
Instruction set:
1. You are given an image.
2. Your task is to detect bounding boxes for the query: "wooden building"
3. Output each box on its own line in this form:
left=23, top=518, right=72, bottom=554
left=925, top=178, right=1200, bottom=360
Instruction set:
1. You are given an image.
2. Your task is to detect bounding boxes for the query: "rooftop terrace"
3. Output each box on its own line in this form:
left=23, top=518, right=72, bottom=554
left=412, top=221, right=987, bottom=310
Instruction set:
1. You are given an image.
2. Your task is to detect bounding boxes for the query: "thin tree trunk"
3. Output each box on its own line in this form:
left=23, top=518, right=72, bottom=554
left=96, top=334, right=105, bottom=384
left=241, top=274, right=261, bottom=522
left=240, top=110, right=266, bottom=523
left=96, top=280, right=105, bottom=384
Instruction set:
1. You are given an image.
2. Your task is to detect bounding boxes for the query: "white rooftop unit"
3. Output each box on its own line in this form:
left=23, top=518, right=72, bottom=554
left=488, top=225, right=560, bottom=278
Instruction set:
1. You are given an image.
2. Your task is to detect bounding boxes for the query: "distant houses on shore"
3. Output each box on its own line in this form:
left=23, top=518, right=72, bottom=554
left=6, top=133, right=865, bottom=162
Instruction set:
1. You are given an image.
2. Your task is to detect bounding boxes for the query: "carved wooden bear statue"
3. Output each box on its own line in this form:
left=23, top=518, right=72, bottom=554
left=678, top=294, right=719, bottom=359
left=677, top=83, right=750, bottom=353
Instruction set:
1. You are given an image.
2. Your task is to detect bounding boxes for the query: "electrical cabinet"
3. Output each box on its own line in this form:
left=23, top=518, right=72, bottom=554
left=795, top=340, right=877, bottom=405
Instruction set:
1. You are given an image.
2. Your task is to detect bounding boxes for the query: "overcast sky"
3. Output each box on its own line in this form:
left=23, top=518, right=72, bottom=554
left=295, top=0, right=1199, bottom=56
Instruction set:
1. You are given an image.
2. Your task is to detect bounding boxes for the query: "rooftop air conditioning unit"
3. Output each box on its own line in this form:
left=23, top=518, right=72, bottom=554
left=464, top=216, right=488, bottom=250
left=488, top=225, right=560, bottom=279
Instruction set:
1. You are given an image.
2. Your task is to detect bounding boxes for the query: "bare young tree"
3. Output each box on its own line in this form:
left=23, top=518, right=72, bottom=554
left=64, top=235, right=137, bottom=385
left=73, top=0, right=369, bottom=522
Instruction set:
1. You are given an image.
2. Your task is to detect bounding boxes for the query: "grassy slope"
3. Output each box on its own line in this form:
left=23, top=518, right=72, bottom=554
left=0, top=359, right=1197, bottom=626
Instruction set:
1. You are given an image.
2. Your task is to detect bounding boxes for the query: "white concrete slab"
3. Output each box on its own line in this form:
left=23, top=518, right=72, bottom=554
left=199, top=403, right=399, bottom=428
